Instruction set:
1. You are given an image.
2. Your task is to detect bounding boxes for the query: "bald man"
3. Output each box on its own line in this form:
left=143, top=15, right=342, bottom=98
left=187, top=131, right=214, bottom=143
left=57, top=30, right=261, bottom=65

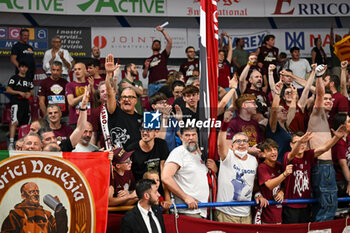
left=72, top=121, right=99, bottom=152
left=66, top=62, right=93, bottom=128
left=1, top=182, right=68, bottom=233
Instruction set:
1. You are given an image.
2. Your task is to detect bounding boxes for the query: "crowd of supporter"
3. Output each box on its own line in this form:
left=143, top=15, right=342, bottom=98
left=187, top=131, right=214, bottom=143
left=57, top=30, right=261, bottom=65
left=4, top=25, right=350, bottom=227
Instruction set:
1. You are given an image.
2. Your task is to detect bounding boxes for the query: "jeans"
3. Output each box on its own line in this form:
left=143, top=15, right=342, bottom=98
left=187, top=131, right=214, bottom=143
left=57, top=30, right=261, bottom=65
left=148, top=82, right=165, bottom=97
left=311, top=161, right=338, bottom=222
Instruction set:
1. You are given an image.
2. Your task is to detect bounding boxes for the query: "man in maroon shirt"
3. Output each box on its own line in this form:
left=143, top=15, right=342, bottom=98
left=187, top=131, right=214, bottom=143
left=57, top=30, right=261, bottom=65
left=179, top=46, right=199, bottom=82
left=47, top=104, right=73, bottom=143
left=256, top=34, right=279, bottom=78
left=87, top=58, right=104, bottom=93
left=323, top=74, right=349, bottom=125
left=283, top=129, right=346, bottom=224
left=142, top=25, right=172, bottom=97
left=38, top=61, right=68, bottom=120
left=226, top=94, right=264, bottom=156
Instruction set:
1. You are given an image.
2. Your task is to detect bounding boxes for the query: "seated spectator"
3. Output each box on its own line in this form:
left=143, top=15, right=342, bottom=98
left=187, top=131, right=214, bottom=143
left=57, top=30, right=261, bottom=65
left=143, top=170, right=172, bottom=210
left=6, top=62, right=33, bottom=150
left=258, top=139, right=293, bottom=224
left=185, top=76, right=200, bottom=89
left=72, top=121, right=99, bottom=152
left=168, top=80, right=185, bottom=105
left=283, top=127, right=346, bottom=224
left=149, top=92, right=180, bottom=151
left=331, top=113, right=350, bottom=199
left=158, top=71, right=184, bottom=99
left=30, top=118, right=49, bottom=134
left=43, top=143, right=61, bottom=152
left=22, top=133, right=42, bottom=151
left=15, top=138, right=24, bottom=151
left=47, top=104, right=73, bottom=143
left=109, top=148, right=138, bottom=207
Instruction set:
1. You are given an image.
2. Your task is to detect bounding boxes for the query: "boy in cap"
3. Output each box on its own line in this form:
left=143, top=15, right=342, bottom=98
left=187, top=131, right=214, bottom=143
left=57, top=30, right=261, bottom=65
left=109, top=148, right=138, bottom=206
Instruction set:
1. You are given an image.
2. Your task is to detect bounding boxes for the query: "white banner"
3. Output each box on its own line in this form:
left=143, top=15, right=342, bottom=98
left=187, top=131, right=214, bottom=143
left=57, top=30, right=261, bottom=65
left=0, top=0, right=349, bottom=17
left=92, top=27, right=349, bottom=58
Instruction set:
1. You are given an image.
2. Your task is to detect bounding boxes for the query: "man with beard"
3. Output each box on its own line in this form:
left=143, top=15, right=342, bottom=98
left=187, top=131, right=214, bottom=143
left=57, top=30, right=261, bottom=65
left=120, top=179, right=166, bottom=233
left=1, top=182, right=68, bottom=233
left=142, top=25, right=172, bottom=97
left=162, top=127, right=210, bottom=218
left=239, top=55, right=270, bottom=111
left=39, top=61, right=69, bottom=119
left=119, top=63, right=144, bottom=114
left=73, top=121, right=99, bottom=152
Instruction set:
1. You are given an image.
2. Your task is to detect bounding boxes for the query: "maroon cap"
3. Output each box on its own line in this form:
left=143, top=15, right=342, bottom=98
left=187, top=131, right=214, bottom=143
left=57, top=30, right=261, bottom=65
left=112, top=148, right=133, bottom=165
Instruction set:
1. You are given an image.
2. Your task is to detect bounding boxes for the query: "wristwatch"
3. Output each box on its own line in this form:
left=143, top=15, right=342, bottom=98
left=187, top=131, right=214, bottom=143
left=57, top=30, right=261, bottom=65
left=79, top=108, right=87, bottom=111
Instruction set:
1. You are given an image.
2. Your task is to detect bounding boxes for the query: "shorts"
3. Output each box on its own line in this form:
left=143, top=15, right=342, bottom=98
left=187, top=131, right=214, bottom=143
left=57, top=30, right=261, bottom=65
left=10, top=103, right=30, bottom=126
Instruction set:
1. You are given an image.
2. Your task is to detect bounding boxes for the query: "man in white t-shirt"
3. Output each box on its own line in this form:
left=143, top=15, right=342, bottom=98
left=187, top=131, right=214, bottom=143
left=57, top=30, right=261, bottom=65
left=162, top=127, right=210, bottom=218
left=73, top=121, right=99, bottom=152
left=284, top=46, right=311, bottom=88
left=217, top=112, right=268, bottom=224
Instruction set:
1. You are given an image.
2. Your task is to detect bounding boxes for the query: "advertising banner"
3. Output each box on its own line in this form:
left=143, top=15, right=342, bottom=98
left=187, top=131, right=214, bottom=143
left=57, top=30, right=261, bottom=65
left=0, top=151, right=110, bottom=233
left=0, top=26, right=91, bottom=57
left=0, top=0, right=349, bottom=17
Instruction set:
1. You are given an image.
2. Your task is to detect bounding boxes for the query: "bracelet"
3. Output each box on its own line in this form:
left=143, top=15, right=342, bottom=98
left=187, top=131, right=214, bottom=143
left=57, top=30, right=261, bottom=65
left=283, top=172, right=287, bottom=177
left=254, top=192, right=262, bottom=199
left=248, top=61, right=254, bottom=66
left=79, top=108, right=87, bottom=111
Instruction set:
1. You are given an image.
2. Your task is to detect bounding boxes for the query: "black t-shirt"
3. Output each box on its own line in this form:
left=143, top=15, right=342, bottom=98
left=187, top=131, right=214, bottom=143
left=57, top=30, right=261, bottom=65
left=127, top=138, right=169, bottom=182
left=172, top=97, right=186, bottom=113
left=108, top=107, right=142, bottom=149
left=11, top=42, right=35, bottom=74
left=7, top=74, right=33, bottom=104
left=158, top=84, right=173, bottom=98
left=59, top=138, right=74, bottom=152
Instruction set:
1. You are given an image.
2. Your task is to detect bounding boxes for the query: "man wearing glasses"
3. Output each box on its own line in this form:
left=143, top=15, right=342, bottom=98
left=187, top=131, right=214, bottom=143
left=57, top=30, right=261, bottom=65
left=105, top=54, right=142, bottom=149
left=42, top=36, right=74, bottom=81
left=179, top=46, right=199, bottom=82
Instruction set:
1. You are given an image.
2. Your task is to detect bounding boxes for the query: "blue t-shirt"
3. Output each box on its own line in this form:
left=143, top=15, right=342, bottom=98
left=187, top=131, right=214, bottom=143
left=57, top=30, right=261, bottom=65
left=266, top=122, right=292, bottom=164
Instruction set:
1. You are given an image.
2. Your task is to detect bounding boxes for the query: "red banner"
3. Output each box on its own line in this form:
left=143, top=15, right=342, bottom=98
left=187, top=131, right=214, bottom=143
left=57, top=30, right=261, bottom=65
left=108, top=213, right=349, bottom=233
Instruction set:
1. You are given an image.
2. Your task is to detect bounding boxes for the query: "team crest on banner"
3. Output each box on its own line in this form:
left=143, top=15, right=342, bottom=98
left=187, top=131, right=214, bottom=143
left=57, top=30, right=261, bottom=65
left=0, top=154, right=102, bottom=233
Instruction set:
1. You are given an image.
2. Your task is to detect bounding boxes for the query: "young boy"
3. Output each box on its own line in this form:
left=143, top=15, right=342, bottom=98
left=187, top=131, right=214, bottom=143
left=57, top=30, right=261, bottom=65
left=109, top=148, right=138, bottom=206
left=6, top=62, right=34, bottom=150
left=283, top=128, right=346, bottom=224
left=258, top=138, right=293, bottom=224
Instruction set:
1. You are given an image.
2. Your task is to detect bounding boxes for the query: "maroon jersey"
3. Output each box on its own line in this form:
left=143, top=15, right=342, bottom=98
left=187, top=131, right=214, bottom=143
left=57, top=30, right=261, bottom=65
left=226, top=115, right=264, bottom=147
left=179, top=59, right=199, bottom=82
left=144, top=50, right=169, bottom=84
left=65, top=80, right=93, bottom=125
left=329, top=92, right=349, bottom=125
left=283, top=149, right=315, bottom=208
left=38, top=77, right=68, bottom=116
left=218, top=60, right=231, bottom=88
left=282, top=102, right=308, bottom=133
left=258, top=162, right=283, bottom=223
left=258, top=45, right=279, bottom=75
left=332, top=135, right=350, bottom=181
left=54, top=124, right=73, bottom=143
left=245, top=89, right=270, bottom=112
left=110, top=169, right=135, bottom=196
left=93, top=77, right=105, bottom=90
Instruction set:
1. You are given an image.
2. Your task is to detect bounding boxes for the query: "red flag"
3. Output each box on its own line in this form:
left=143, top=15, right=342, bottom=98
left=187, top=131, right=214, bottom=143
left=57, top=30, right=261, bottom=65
left=199, top=0, right=219, bottom=160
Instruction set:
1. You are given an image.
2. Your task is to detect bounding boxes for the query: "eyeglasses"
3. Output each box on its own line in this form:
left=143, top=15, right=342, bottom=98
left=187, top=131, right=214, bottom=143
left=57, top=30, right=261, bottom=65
left=120, top=159, right=132, bottom=164
left=121, top=95, right=137, bottom=100
left=284, top=91, right=292, bottom=95
left=233, top=139, right=249, bottom=144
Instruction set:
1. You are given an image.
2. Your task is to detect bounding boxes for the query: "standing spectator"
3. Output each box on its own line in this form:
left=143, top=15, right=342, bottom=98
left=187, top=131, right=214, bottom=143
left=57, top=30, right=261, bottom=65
left=158, top=71, right=184, bottom=99
left=66, top=63, right=92, bottom=128
left=38, top=61, right=69, bottom=119
left=311, top=38, right=328, bottom=65
left=340, top=61, right=350, bottom=112
left=10, top=29, right=35, bottom=80
left=162, top=127, right=210, bottom=218
left=120, top=179, right=165, bottom=233
left=258, top=139, right=293, bottom=224
left=284, top=47, right=311, bottom=89
left=42, top=36, right=74, bottom=81
left=72, top=121, right=99, bottom=152
left=46, top=104, right=73, bottom=143
left=167, top=80, right=185, bottom=105
left=87, top=59, right=104, bottom=92
left=217, top=120, right=267, bottom=224
left=119, top=63, right=144, bottom=114
left=181, top=85, right=200, bottom=122
left=6, top=62, right=33, bottom=150
left=105, top=54, right=142, bottom=149
left=232, top=38, right=248, bottom=74
left=179, top=46, right=199, bottom=82
left=109, top=148, right=138, bottom=207
left=91, top=46, right=106, bottom=78
left=226, top=94, right=264, bottom=156
left=256, top=34, right=279, bottom=79
left=218, top=32, right=233, bottom=90
left=143, top=26, right=172, bottom=96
